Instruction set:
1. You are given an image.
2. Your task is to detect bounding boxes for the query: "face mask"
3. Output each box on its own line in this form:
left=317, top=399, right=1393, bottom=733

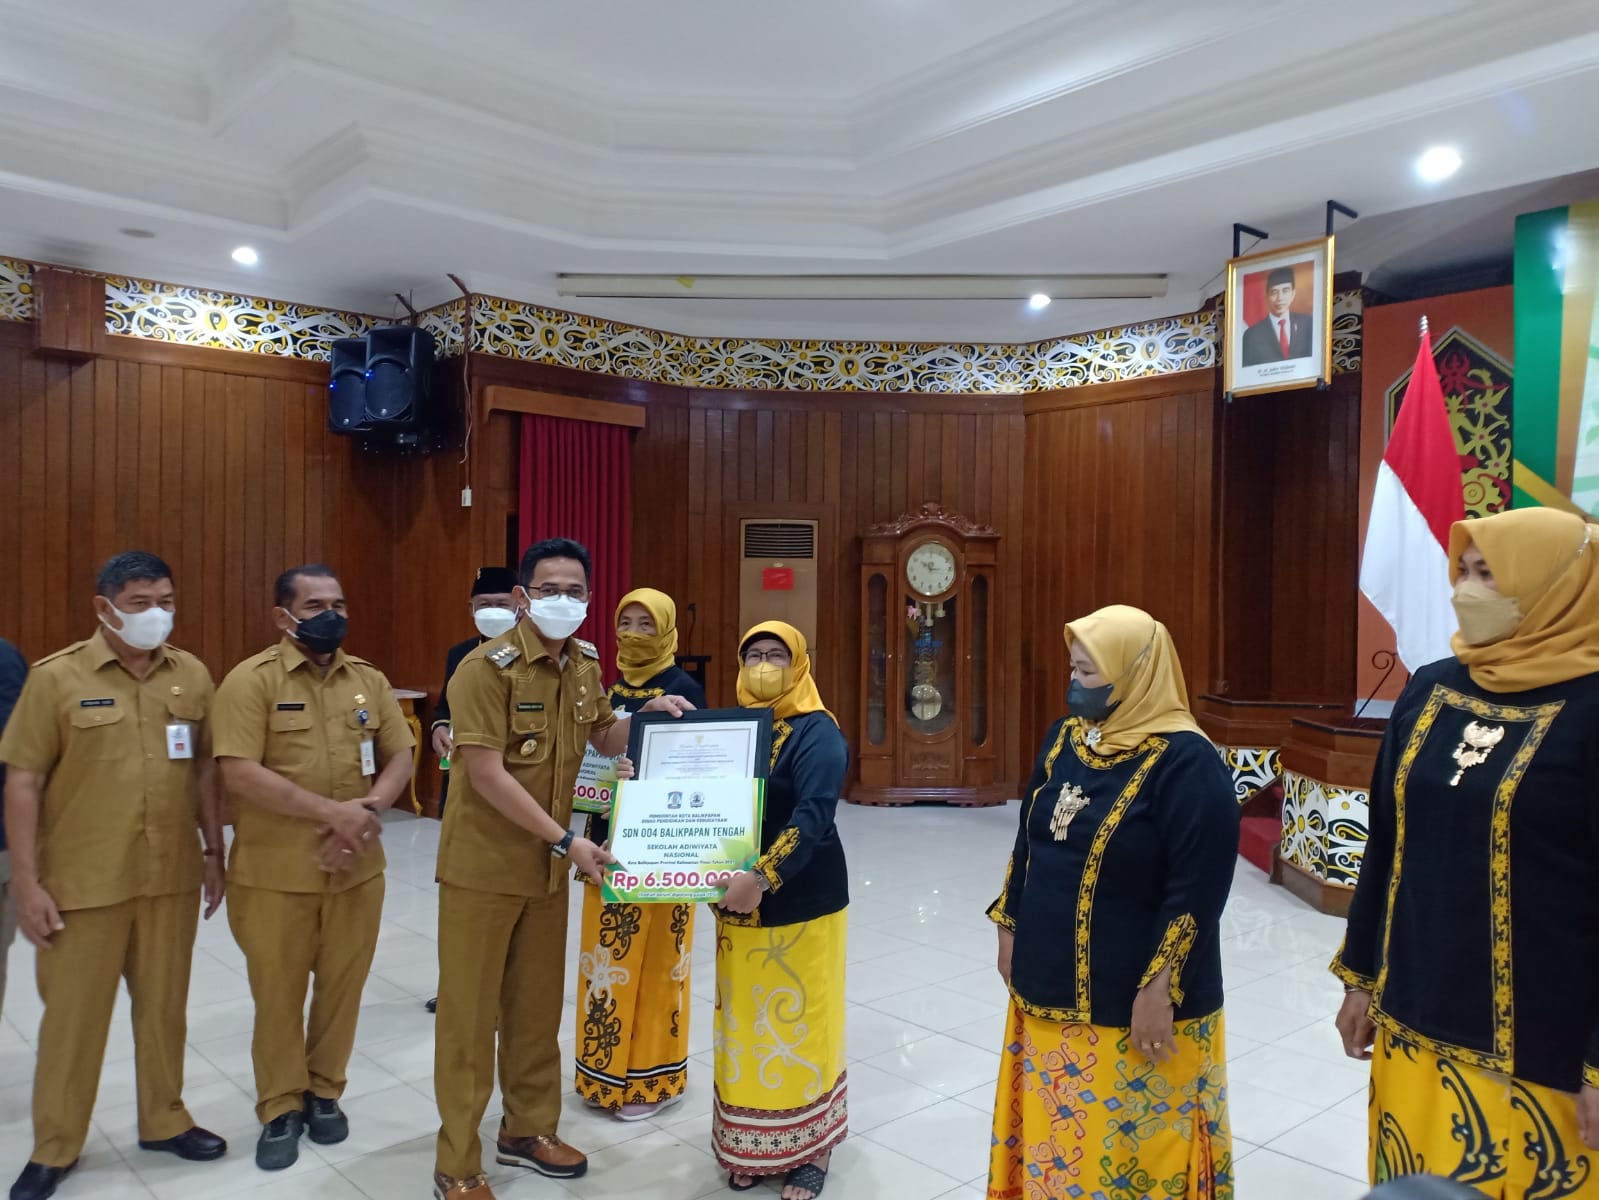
left=742, top=662, right=793, bottom=702
left=527, top=595, right=588, bottom=641
left=1067, top=678, right=1119, bottom=723
left=101, top=604, right=173, bottom=652
left=293, top=610, right=348, bottom=655
left=1452, top=580, right=1521, bottom=646
left=473, top=607, right=517, bottom=640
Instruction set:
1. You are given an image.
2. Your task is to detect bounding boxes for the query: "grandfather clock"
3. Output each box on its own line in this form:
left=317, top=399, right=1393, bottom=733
left=851, top=502, right=1004, bottom=807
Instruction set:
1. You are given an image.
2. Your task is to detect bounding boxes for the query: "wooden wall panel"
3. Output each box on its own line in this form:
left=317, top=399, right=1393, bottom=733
left=1019, top=374, right=1219, bottom=764
left=624, top=388, right=1030, bottom=793
left=0, top=318, right=1360, bottom=809
left=0, top=324, right=399, bottom=692
left=1211, top=375, right=1361, bottom=707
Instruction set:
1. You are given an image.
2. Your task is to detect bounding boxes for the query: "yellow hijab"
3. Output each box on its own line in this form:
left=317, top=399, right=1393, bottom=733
left=614, top=588, right=678, bottom=687
left=1448, top=508, right=1599, bottom=692
left=1065, top=605, right=1207, bottom=755
left=735, top=620, right=836, bottom=723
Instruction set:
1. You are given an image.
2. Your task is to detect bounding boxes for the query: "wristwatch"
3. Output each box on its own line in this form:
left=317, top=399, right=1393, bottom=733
left=551, top=831, right=575, bottom=859
left=752, top=871, right=771, bottom=893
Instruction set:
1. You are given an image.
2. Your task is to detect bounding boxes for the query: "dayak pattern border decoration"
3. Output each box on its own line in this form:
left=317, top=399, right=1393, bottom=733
left=1280, top=768, right=1370, bottom=885
left=1219, top=746, right=1282, bottom=805
left=0, top=257, right=34, bottom=322
left=1, top=255, right=1363, bottom=394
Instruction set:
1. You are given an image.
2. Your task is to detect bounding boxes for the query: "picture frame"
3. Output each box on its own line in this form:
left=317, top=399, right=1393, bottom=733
left=625, top=707, right=774, bottom=781
left=1223, top=234, right=1335, bottom=398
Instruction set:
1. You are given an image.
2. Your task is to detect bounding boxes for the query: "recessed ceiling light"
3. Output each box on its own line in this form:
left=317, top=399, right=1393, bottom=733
left=1028, top=293, right=1052, bottom=310
left=119, top=227, right=156, bottom=239
left=231, top=245, right=259, bottom=266
left=1416, top=146, right=1461, bottom=183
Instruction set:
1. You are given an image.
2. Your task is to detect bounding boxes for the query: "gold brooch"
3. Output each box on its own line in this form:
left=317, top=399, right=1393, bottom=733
left=1450, top=720, right=1505, bottom=787
left=520, top=737, right=537, bottom=757
left=1050, top=784, right=1091, bottom=840
left=354, top=693, right=367, bottom=705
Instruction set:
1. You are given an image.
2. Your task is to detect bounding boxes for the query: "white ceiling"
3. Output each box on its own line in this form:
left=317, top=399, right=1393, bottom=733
left=3, top=0, right=1599, bottom=341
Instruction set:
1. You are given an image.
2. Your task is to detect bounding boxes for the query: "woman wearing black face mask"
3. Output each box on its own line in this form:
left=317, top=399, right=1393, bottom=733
left=985, top=605, right=1240, bottom=1200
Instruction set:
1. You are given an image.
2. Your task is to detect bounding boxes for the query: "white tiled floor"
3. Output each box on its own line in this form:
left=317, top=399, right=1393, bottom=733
left=0, top=803, right=1373, bottom=1199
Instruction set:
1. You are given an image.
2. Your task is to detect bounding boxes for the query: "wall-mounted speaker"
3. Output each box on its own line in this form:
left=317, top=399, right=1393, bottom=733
left=365, top=325, right=434, bottom=425
left=326, top=326, right=440, bottom=447
left=328, top=338, right=370, bottom=432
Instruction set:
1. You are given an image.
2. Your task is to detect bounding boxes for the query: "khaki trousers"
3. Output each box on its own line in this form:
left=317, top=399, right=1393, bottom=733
left=0, top=850, right=16, bottom=1019
left=228, top=875, right=385, bottom=1123
left=434, top=880, right=569, bottom=1179
left=33, top=890, right=200, bottom=1166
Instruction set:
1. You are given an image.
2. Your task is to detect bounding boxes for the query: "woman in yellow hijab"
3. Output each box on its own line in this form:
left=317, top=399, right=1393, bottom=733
left=712, top=622, right=849, bottom=1200
left=987, top=605, right=1239, bottom=1200
left=573, top=588, right=706, bottom=1121
left=1334, top=508, right=1599, bottom=1194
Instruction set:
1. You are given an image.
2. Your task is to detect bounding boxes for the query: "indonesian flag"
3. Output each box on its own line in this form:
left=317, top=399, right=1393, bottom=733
left=1359, top=324, right=1465, bottom=672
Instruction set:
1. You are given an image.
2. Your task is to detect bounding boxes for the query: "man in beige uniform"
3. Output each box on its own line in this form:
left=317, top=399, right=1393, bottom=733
left=0, top=552, right=228, bottom=1200
left=212, top=564, right=413, bottom=1173
left=431, top=538, right=692, bottom=1200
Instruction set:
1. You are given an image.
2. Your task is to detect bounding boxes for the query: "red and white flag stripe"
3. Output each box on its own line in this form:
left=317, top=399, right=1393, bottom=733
left=1359, top=324, right=1465, bottom=672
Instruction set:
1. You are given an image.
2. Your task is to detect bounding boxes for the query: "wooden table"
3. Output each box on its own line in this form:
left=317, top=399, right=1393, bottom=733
left=394, top=689, right=428, bottom=815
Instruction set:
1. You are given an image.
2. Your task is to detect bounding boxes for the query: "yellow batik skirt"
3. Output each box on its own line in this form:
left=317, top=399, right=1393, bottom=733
left=574, top=886, right=694, bottom=1109
left=1370, top=1025, right=1598, bottom=1197
left=988, top=1002, right=1233, bottom=1200
left=711, top=909, right=848, bottom=1176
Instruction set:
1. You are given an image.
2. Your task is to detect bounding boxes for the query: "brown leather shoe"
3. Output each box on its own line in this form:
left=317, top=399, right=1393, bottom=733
left=433, top=1171, right=497, bottom=1200
left=495, top=1130, right=588, bottom=1179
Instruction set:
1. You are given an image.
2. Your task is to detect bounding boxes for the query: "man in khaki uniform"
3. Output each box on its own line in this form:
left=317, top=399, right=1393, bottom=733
left=432, top=538, right=693, bottom=1200
left=212, top=564, right=413, bottom=1173
left=0, top=552, right=228, bottom=1200
left=0, top=635, right=27, bottom=1021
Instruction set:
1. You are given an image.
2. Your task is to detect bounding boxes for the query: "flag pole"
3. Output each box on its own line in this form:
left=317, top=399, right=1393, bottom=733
left=1420, top=314, right=1429, bottom=337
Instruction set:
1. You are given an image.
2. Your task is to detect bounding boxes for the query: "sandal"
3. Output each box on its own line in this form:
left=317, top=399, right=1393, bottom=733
left=783, top=1163, right=828, bottom=1199
left=729, top=1173, right=759, bottom=1192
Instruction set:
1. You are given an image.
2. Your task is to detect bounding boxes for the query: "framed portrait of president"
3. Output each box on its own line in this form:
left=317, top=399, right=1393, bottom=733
left=1223, top=235, right=1334, bottom=398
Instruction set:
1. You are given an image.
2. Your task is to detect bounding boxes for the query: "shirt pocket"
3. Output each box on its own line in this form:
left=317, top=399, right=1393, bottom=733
left=166, top=700, right=207, bottom=725
left=508, top=706, right=552, bottom=765
left=265, top=709, right=317, bottom=769
left=67, top=704, right=127, bottom=760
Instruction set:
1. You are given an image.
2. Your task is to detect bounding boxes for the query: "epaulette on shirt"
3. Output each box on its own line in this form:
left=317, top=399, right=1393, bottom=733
left=33, top=640, right=89, bottom=667
left=486, top=643, right=522, bottom=670
left=574, top=638, right=599, bottom=660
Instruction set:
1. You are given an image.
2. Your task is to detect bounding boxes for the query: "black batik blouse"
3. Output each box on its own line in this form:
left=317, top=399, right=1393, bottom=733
left=989, top=718, right=1239, bottom=1026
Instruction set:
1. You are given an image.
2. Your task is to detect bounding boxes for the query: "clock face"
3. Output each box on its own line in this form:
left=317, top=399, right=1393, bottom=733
left=905, top=540, right=957, bottom=598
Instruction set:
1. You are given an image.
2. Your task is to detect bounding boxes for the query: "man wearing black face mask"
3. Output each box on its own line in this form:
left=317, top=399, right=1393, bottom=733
left=211, top=564, right=415, bottom=1173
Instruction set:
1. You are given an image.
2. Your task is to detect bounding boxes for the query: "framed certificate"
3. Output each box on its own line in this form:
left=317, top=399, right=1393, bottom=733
left=603, top=777, right=765, bottom=903
left=625, top=707, right=774, bottom=781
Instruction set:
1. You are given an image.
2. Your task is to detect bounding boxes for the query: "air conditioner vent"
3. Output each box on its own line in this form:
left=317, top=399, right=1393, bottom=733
left=743, top=521, right=815, bottom=559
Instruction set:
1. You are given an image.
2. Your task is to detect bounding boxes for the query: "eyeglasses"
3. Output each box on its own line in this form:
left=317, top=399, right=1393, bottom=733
left=531, top=586, right=588, bottom=600
left=743, top=650, right=790, bottom=665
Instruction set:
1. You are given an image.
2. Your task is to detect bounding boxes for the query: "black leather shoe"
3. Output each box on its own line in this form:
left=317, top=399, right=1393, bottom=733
left=138, top=1126, right=228, bottom=1161
left=302, top=1093, right=349, bottom=1145
left=425, top=996, right=437, bottom=1013
left=9, top=1161, right=76, bottom=1200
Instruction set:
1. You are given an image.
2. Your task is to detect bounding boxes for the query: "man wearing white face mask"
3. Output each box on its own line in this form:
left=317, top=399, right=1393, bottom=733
left=430, top=538, right=696, bottom=1200
left=1, top=552, right=229, bottom=1200
left=423, top=565, right=518, bottom=1015
left=430, top=566, right=520, bottom=818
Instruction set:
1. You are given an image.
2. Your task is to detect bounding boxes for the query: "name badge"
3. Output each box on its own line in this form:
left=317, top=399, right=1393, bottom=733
left=166, top=722, right=194, bottom=760
left=360, top=735, right=376, bottom=778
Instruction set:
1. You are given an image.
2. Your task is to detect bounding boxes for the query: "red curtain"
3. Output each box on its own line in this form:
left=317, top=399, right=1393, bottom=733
left=518, top=414, right=631, bottom=674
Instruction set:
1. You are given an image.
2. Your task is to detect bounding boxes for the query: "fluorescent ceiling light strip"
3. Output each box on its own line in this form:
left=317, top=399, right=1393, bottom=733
left=555, top=274, right=1168, bottom=300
